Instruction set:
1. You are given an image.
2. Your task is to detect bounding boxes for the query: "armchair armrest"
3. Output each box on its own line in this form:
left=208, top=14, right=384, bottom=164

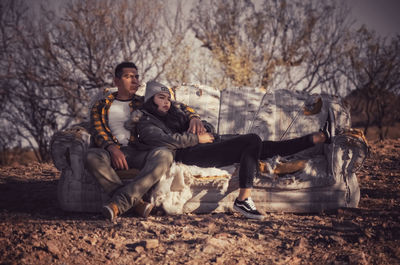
left=327, top=129, right=369, bottom=184
left=51, top=123, right=91, bottom=171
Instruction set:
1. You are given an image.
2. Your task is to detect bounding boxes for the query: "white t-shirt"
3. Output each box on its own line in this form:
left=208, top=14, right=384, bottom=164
left=108, top=99, right=131, bottom=146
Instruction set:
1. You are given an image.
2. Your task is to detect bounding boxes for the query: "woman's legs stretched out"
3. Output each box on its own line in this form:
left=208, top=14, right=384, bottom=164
left=175, top=133, right=261, bottom=189
left=175, top=134, right=264, bottom=220
left=260, top=132, right=327, bottom=159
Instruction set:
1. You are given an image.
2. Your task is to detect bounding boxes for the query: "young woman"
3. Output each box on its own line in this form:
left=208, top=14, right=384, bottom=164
left=135, top=81, right=330, bottom=220
left=135, top=81, right=265, bottom=220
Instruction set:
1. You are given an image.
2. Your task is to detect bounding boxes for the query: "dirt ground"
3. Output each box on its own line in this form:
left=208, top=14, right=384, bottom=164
left=0, top=139, right=399, bottom=265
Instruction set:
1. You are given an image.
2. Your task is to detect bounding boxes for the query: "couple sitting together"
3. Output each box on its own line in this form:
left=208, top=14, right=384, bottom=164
left=85, top=62, right=331, bottom=221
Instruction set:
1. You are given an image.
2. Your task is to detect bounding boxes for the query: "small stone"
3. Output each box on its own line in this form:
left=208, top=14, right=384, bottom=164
left=87, top=238, right=97, bottom=246
left=203, top=237, right=231, bottom=253
left=254, top=233, right=265, bottom=240
left=36, top=251, right=47, bottom=260
left=140, top=221, right=150, bottom=230
left=293, top=237, right=308, bottom=254
left=236, top=232, right=247, bottom=239
left=276, top=230, right=285, bottom=237
left=294, top=237, right=307, bottom=247
left=181, top=231, right=192, bottom=239
left=206, top=222, right=216, bottom=231
left=215, top=233, right=231, bottom=239
left=46, top=240, right=60, bottom=256
left=144, top=239, right=159, bottom=249
left=202, top=245, right=215, bottom=254
left=106, top=251, right=120, bottom=260
left=216, top=256, right=226, bottom=264
left=330, top=235, right=346, bottom=245
left=113, top=241, right=124, bottom=249
left=135, top=246, right=145, bottom=253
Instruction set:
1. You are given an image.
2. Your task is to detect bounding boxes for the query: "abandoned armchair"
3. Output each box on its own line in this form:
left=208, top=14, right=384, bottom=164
left=51, top=85, right=369, bottom=215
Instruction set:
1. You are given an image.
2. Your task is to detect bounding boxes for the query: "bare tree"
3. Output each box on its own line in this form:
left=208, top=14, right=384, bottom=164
left=39, top=0, right=186, bottom=117
left=190, top=0, right=353, bottom=93
left=0, top=1, right=32, bottom=162
left=0, top=0, right=192, bottom=162
left=0, top=0, right=72, bottom=161
left=189, top=0, right=256, bottom=87
left=156, top=0, right=192, bottom=85
left=345, top=28, right=400, bottom=139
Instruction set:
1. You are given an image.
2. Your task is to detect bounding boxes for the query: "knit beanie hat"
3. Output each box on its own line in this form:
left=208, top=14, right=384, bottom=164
left=145, top=81, right=173, bottom=102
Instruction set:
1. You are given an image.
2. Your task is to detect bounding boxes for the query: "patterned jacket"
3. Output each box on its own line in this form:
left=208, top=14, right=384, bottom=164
left=90, top=92, right=199, bottom=149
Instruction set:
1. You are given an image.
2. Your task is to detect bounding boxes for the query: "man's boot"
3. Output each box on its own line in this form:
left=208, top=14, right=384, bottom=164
left=133, top=199, right=153, bottom=218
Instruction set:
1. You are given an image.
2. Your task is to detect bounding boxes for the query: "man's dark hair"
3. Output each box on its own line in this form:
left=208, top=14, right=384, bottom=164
left=115, top=62, right=138, bottom=78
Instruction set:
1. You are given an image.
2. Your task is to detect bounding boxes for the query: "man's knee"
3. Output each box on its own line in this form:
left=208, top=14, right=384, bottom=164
left=147, top=147, right=174, bottom=168
left=85, top=148, right=110, bottom=168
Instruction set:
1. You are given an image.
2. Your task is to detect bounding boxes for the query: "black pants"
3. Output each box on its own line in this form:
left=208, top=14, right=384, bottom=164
left=175, top=133, right=315, bottom=189
left=175, top=134, right=261, bottom=189
left=218, top=133, right=315, bottom=160
left=260, top=134, right=314, bottom=159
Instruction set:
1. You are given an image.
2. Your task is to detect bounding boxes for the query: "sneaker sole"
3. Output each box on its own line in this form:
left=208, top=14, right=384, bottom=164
left=233, top=204, right=264, bottom=220
left=141, top=204, right=154, bottom=218
left=101, top=206, right=114, bottom=221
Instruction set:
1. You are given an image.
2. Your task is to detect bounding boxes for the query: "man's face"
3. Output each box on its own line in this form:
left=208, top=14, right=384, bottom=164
left=114, top=67, right=140, bottom=99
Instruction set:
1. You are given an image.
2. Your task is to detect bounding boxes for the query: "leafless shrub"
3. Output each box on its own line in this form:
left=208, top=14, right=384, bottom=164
left=0, top=0, right=189, bottom=162
left=344, top=29, right=400, bottom=139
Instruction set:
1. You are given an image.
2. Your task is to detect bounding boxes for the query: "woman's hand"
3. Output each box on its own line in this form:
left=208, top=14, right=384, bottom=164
left=198, top=132, right=214, bottom=144
left=188, top=118, right=206, bottom=134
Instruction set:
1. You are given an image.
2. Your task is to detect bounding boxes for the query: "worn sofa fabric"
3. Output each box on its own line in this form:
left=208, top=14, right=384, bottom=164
left=51, top=86, right=367, bottom=214
left=51, top=124, right=109, bottom=212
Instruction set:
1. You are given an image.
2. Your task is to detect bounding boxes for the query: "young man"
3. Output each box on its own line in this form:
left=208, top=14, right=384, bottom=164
left=85, top=62, right=205, bottom=221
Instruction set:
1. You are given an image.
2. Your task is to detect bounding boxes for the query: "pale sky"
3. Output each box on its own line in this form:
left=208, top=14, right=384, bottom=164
left=348, top=0, right=400, bottom=37
left=27, top=0, right=400, bottom=37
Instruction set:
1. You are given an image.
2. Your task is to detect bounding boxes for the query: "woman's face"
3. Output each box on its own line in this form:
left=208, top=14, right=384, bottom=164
left=153, top=92, right=171, bottom=114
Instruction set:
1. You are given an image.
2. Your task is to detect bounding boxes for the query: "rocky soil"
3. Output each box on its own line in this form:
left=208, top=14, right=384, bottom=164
left=0, top=139, right=399, bottom=265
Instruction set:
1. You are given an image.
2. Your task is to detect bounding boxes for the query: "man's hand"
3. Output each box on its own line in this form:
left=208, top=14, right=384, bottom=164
left=198, top=132, right=214, bottom=144
left=106, top=145, right=129, bottom=170
left=187, top=118, right=206, bottom=135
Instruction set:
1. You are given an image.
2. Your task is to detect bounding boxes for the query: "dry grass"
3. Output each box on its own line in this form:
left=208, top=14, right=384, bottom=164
left=355, top=122, right=400, bottom=141
left=0, top=148, right=38, bottom=166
